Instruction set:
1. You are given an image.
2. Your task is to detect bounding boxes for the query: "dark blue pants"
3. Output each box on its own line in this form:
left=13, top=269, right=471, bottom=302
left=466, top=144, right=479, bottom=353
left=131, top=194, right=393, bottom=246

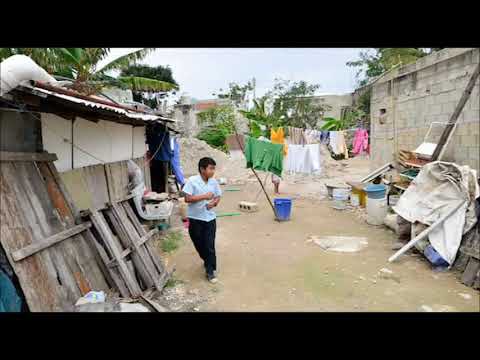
left=188, top=218, right=217, bottom=276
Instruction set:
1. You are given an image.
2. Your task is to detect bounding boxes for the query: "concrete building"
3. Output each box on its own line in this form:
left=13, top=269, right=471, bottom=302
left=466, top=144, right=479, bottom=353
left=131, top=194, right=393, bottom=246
left=174, top=97, right=248, bottom=137
left=370, top=48, right=479, bottom=172
left=312, top=93, right=354, bottom=120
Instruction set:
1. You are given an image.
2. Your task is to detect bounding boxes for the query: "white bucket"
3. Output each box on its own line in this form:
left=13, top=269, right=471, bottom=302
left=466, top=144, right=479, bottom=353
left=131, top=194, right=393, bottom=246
left=389, top=195, right=400, bottom=207
left=350, top=193, right=360, bottom=207
left=332, top=188, right=351, bottom=210
left=366, top=197, right=388, bottom=225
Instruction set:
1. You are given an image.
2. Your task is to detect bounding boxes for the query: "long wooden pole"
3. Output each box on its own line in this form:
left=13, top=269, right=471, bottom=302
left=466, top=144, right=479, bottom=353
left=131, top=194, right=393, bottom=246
left=431, top=63, right=480, bottom=161
left=388, top=201, right=465, bottom=263
left=232, top=128, right=279, bottom=220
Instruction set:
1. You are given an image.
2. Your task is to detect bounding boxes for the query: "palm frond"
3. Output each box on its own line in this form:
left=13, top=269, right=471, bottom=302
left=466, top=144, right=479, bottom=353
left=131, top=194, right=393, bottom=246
left=96, top=48, right=156, bottom=73
left=117, top=76, right=178, bottom=92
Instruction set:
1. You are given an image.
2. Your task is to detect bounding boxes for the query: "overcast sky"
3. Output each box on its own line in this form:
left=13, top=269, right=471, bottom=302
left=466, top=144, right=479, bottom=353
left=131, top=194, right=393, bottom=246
left=100, top=48, right=364, bottom=100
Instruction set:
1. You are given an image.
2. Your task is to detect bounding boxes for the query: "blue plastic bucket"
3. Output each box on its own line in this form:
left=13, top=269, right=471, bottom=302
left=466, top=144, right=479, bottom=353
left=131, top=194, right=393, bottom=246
left=424, top=245, right=449, bottom=267
left=274, top=198, right=292, bottom=221
left=364, top=184, right=387, bottom=199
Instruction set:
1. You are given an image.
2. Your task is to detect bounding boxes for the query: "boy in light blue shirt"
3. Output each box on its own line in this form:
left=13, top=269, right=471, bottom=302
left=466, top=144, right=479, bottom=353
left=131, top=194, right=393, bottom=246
left=182, top=157, right=222, bottom=283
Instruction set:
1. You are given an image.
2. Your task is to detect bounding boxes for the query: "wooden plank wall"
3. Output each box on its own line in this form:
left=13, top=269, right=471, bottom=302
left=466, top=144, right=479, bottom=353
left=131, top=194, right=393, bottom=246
left=0, top=161, right=109, bottom=311
left=59, top=156, right=151, bottom=211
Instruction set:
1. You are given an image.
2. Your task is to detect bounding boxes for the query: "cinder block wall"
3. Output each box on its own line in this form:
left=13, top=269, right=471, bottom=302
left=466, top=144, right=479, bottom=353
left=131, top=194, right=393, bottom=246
left=370, top=48, right=480, bottom=172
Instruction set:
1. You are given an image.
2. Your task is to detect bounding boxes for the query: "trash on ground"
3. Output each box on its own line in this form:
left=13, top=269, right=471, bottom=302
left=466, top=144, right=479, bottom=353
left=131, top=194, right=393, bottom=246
left=380, top=268, right=393, bottom=274
left=75, top=291, right=106, bottom=306
left=119, top=303, right=150, bottom=312
left=308, top=235, right=368, bottom=253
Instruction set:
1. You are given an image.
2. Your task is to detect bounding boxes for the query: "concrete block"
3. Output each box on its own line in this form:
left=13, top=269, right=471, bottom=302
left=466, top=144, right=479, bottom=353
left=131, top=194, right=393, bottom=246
left=441, top=102, right=455, bottom=115
left=430, top=104, right=442, bottom=115
left=469, top=122, right=480, bottom=135
left=469, top=147, right=480, bottom=160
left=238, top=201, right=258, bottom=213
left=472, top=49, right=480, bottom=64
left=462, top=135, right=476, bottom=146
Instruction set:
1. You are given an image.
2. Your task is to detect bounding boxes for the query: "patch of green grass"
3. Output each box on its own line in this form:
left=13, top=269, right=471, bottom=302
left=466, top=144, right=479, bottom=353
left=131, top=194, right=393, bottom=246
left=165, top=275, right=184, bottom=288
left=161, top=230, right=184, bottom=253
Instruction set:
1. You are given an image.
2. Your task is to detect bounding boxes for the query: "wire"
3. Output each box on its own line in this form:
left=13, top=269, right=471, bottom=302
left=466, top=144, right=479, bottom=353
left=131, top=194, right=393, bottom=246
left=145, top=127, right=168, bottom=166
left=1, top=98, right=108, bottom=164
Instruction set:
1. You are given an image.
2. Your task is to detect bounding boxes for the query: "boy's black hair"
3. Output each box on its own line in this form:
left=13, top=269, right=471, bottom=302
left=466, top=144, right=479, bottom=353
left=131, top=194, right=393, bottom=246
left=198, top=157, right=216, bottom=172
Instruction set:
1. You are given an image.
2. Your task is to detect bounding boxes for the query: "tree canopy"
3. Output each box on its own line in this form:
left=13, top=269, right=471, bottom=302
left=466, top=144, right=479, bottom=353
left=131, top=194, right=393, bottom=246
left=0, top=48, right=177, bottom=96
left=120, top=64, right=179, bottom=108
left=347, top=48, right=430, bottom=87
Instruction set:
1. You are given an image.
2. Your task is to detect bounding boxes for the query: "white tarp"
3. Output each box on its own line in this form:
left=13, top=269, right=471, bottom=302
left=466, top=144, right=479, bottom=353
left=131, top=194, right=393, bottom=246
left=392, top=161, right=479, bottom=265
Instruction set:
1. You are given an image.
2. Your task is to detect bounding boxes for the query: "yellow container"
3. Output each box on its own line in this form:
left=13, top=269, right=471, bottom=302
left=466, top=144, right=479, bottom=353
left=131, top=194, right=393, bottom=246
left=348, top=182, right=367, bottom=208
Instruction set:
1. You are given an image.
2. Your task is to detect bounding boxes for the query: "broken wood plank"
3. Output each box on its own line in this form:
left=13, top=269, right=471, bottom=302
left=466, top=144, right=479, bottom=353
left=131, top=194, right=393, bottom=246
left=122, top=201, right=166, bottom=276
left=111, top=203, right=163, bottom=291
left=0, top=151, right=57, bottom=162
left=139, top=228, right=159, bottom=247
left=11, top=222, right=92, bottom=262
left=122, top=200, right=147, bottom=236
left=81, top=226, right=128, bottom=297
left=89, top=210, right=142, bottom=297
left=461, top=257, right=480, bottom=287
left=140, top=295, right=169, bottom=312
left=105, top=207, right=154, bottom=289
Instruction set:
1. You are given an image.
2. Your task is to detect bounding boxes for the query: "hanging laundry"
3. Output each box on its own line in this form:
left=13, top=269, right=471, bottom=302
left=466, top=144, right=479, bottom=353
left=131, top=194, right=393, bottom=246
left=170, top=137, right=185, bottom=186
left=329, top=131, right=349, bottom=159
left=244, top=137, right=284, bottom=177
left=320, top=131, right=330, bottom=144
left=285, top=143, right=322, bottom=175
left=146, top=127, right=173, bottom=161
left=352, top=129, right=369, bottom=156
left=304, top=129, right=322, bottom=144
left=286, top=126, right=307, bottom=145
left=270, top=127, right=288, bottom=155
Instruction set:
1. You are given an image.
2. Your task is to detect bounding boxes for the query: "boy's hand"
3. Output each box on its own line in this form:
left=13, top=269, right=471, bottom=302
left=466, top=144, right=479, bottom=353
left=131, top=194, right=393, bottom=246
left=203, top=192, right=214, bottom=200
left=206, top=197, right=220, bottom=210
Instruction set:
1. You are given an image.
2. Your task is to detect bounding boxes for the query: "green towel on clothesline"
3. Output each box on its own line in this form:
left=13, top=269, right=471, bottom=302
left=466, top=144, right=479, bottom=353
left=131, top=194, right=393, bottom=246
left=244, top=136, right=283, bottom=177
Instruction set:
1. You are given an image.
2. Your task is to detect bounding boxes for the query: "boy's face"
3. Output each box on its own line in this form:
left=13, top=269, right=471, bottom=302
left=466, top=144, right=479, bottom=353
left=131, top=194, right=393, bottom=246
left=201, top=164, right=216, bottom=179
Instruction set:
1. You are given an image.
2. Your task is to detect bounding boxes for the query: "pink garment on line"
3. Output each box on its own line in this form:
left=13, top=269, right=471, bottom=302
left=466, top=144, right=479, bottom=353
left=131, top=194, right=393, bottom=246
left=352, top=129, right=369, bottom=155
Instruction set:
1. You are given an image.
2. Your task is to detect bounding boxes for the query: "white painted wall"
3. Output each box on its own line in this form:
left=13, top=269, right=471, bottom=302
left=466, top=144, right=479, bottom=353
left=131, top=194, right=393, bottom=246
left=73, top=118, right=111, bottom=168
left=41, top=113, right=72, bottom=172
left=133, top=126, right=146, bottom=158
left=41, top=113, right=147, bottom=171
left=104, top=121, right=133, bottom=162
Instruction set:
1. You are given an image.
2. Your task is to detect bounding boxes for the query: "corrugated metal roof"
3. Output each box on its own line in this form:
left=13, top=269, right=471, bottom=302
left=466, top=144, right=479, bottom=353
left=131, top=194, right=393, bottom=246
left=28, top=85, right=175, bottom=123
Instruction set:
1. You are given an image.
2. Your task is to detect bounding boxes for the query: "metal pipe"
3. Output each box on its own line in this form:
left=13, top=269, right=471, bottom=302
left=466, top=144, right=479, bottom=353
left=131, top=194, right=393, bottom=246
left=388, top=200, right=465, bottom=262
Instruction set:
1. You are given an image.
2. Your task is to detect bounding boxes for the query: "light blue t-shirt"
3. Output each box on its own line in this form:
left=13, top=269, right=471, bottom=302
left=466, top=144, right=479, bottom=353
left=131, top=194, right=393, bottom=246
left=183, top=175, right=222, bottom=222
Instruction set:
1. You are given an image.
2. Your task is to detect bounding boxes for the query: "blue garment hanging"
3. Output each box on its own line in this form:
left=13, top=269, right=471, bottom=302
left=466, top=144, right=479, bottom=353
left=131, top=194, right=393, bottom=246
left=147, top=129, right=173, bottom=161
left=171, top=138, right=185, bottom=186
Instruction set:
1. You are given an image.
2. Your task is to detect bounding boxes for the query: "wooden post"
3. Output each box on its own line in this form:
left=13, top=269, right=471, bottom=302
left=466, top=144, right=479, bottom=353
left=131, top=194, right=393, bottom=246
left=233, top=129, right=279, bottom=220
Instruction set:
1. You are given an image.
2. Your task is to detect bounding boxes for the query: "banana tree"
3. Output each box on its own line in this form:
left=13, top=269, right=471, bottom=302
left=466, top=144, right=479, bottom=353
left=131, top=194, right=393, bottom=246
left=0, top=48, right=178, bottom=95
left=239, top=98, right=282, bottom=138
left=56, top=48, right=178, bottom=95
left=320, top=108, right=366, bottom=131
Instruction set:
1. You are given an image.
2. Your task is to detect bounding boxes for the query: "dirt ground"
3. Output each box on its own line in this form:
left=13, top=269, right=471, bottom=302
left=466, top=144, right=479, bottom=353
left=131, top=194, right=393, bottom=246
left=160, top=157, right=480, bottom=312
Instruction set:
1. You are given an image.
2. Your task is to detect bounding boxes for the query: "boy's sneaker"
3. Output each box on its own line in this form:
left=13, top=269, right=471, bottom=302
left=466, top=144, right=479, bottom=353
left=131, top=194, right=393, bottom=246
left=207, top=273, right=218, bottom=284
